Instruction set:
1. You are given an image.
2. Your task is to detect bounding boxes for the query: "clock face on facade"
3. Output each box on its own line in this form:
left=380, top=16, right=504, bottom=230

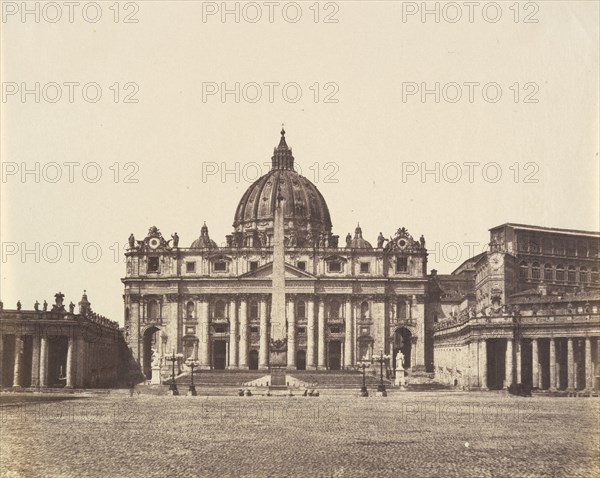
left=148, top=237, right=161, bottom=249
left=490, top=253, right=503, bottom=270
left=398, top=239, right=407, bottom=249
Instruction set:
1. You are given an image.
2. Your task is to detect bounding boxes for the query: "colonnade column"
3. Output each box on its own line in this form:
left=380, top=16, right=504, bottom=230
left=39, top=335, right=48, bottom=388
left=585, top=337, right=593, bottom=391
left=287, top=299, right=296, bottom=369
left=532, top=338, right=539, bottom=389
left=317, top=298, right=326, bottom=369
left=239, top=299, right=248, bottom=369
left=567, top=338, right=574, bottom=390
left=31, top=334, right=41, bottom=388
left=259, top=297, right=269, bottom=370
left=13, top=336, right=23, bottom=388
left=515, top=339, right=522, bottom=385
left=228, top=299, right=238, bottom=369
left=505, top=338, right=513, bottom=388
left=66, top=334, right=75, bottom=388
left=478, top=339, right=487, bottom=389
left=344, top=299, right=353, bottom=369
left=199, top=299, right=211, bottom=369
left=549, top=338, right=557, bottom=390
left=306, top=298, right=316, bottom=369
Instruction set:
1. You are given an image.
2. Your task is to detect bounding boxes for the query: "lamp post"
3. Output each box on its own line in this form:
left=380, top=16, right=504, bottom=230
left=359, top=362, right=369, bottom=397
left=165, top=349, right=183, bottom=396
left=375, top=351, right=389, bottom=396
left=186, top=356, right=200, bottom=396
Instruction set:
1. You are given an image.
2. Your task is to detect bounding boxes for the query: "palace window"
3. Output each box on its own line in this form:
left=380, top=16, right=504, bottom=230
left=330, top=325, right=341, bottom=334
left=297, top=300, right=306, bottom=319
left=566, top=241, right=576, bottom=256
left=328, top=261, right=342, bottom=273
left=568, top=266, right=576, bottom=282
left=249, top=261, right=259, bottom=272
left=544, top=264, right=553, bottom=281
left=531, top=262, right=540, bottom=280
left=147, top=257, right=159, bottom=273
left=578, top=242, right=588, bottom=257
left=186, top=261, right=196, bottom=273
left=213, top=260, right=227, bottom=272
left=580, top=267, right=588, bottom=283
left=214, top=300, right=226, bottom=318
left=297, top=326, right=306, bottom=335
left=591, top=267, right=599, bottom=284
left=590, top=243, right=599, bottom=258
left=519, top=261, right=528, bottom=279
left=556, top=265, right=565, bottom=281
left=250, top=325, right=259, bottom=333
left=543, top=239, right=553, bottom=254
left=296, top=261, right=306, bottom=271
left=186, top=301, right=195, bottom=319
left=360, top=262, right=370, bottom=273
left=329, top=299, right=341, bottom=318
left=396, top=256, right=408, bottom=273
left=213, top=324, right=227, bottom=334
left=250, top=301, right=259, bottom=319
left=360, top=301, right=369, bottom=319
left=529, top=241, right=540, bottom=253
left=185, top=326, right=196, bottom=335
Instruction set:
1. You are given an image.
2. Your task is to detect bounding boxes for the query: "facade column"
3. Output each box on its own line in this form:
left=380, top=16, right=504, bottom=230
left=259, top=297, right=269, bottom=369
left=532, top=338, right=539, bottom=389
left=228, top=299, right=238, bottom=369
left=66, top=335, right=75, bottom=388
left=478, top=339, right=487, bottom=389
left=585, top=337, right=593, bottom=391
left=238, top=299, right=248, bottom=369
left=344, top=299, right=353, bottom=369
left=549, top=338, right=556, bottom=390
left=287, top=299, right=296, bottom=369
left=31, top=334, right=41, bottom=388
left=13, top=336, right=24, bottom=388
left=317, top=298, right=326, bottom=369
left=567, top=338, right=575, bottom=390
left=306, top=298, right=316, bottom=369
left=515, top=339, right=522, bottom=385
left=505, top=338, right=513, bottom=388
left=199, top=299, right=211, bottom=369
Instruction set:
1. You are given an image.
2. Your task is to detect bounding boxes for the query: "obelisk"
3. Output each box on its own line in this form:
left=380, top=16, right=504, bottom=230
left=269, top=189, right=287, bottom=368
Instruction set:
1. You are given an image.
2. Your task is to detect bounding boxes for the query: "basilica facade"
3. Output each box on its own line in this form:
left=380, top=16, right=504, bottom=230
left=122, top=129, right=430, bottom=378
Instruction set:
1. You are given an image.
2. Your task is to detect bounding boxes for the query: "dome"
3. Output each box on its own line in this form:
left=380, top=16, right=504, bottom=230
left=191, top=223, right=218, bottom=249
left=346, top=224, right=372, bottom=249
left=233, top=129, right=332, bottom=240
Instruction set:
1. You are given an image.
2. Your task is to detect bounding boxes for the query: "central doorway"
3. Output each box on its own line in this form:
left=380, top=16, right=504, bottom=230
left=249, top=350, right=259, bottom=370
left=142, top=327, right=160, bottom=380
left=394, top=328, right=412, bottom=370
left=296, top=350, right=306, bottom=370
left=212, top=340, right=227, bottom=369
left=328, top=341, right=342, bottom=370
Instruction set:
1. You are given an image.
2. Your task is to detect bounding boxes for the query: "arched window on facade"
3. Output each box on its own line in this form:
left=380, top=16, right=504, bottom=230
left=591, top=267, right=599, bottom=284
left=360, top=301, right=369, bottom=319
left=531, top=262, right=540, bottom=280
left=556, top=264, right=565, bottom=281
left=297, top=300, right=306, bottom=319
left=148, top=300, right=159, bottom=319
left=329, top=299, right=340, bottom=318
left=580, top=267, right=588, bottom=283
left=250, top=301, right=259, bottom=319
left=568, top=266, right=577, bottom=282
left=544, top=264, right=553, bottom=282
left=519, top=261, right=528, bottom=279
left=214, top=300, right=226, bottom=318
left=186, top=301, right=195, bottom=319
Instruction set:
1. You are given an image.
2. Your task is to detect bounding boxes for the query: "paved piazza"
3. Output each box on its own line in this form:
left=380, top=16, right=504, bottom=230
left=1, top=391, right=598, bottom=477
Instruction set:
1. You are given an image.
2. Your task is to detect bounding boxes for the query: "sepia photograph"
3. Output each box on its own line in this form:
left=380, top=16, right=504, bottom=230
left=1, top=1, right=599, bottom=476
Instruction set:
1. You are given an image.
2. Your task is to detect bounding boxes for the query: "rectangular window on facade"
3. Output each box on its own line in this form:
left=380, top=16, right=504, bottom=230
left=396, top=256, right=408, bottom=273
left=297, top=326, right=306, bottom=335
left=214, top=324, right=227, bottom=334
left=147, top=257, right=159, bottom=273
left=250, top=325, right=259, bottom=333
left=185, top=326, right=196, bottom=335
left=360, top=326, right=370, bottom=336
left=296, top=261, right=306, bottom=271
left=214, top=261, right=227, bottom=272
left=186, top=262, right=196, bottom=273
left=330, top=326, right=341, bottom=334
left=328, top=261, right=342, bottom=273
left=360, top=262, right=370, bottom=273
left=249, top=261, right=259, bottom=272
